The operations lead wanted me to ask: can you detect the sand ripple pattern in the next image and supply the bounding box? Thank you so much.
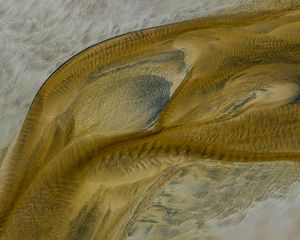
[0,9,300,240]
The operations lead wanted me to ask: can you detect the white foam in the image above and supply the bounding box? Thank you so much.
[1,0,298,163]
[208,182,300,240]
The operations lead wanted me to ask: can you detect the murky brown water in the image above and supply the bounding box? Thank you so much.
[0,9,299,240]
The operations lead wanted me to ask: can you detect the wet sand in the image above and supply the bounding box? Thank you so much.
[0,6,300,240]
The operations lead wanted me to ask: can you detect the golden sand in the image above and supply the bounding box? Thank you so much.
[0,9,299,239]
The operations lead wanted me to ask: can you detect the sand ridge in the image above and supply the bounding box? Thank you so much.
[0,9,299,240]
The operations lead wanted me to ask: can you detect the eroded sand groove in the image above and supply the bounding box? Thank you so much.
[0,9,299,240]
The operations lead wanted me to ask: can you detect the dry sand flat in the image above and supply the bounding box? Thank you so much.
[0,8,300,240]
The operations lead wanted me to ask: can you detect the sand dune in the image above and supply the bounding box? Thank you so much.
[0,6,300,240]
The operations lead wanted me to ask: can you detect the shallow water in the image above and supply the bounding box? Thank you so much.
[0,1,300,240]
